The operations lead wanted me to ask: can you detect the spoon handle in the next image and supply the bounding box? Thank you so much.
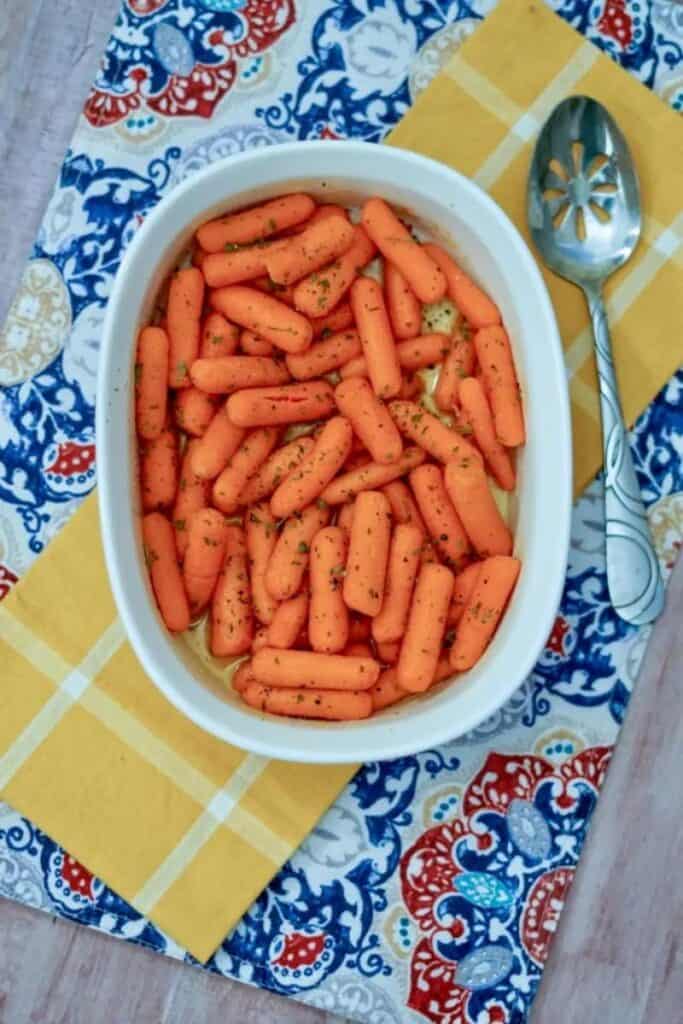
[584,285,664,625]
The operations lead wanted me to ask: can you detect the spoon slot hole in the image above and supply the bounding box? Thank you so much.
[542,188,566,202]
[588,200,611,224]
[586,154,609,180]
[552,201,571,230]
[575,206,586,241]
[571,141,584,175]
[592,182,618,194]
[548,158,569,182]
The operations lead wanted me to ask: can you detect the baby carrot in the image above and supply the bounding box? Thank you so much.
[448,562,482,626]
[190,355,290,395]
[265,501,331,601]
[388,401,481,465]
[336,500,355,541]
[243,682,372,721]
[410,464,470,570]
[370,667,408,711]
[196,194,315,252]
[474,325,525,447]
[200,312,239,358]
[311,301,354,338]
[241,436,315,504]
[167,268,204,388]
[172,440,209,559]
[251,648,380,690]
[397,563,454,693]
[459,376,515,490]
[371,523,422,643]
[293,225,376,318]
[286,329,361,380]
[434,329,476,411]
[174,387,216,437]
[265,215,355,286]
[320,446,426,504]
[339,332,451,380]
[213,427,279,514]
[348,615,372,642]
[240,329,273,356]
[226,380,335,428]
[334,377,403,465]
[350,277,402,399]
[246,502,279,626]
[268,592,309,649]
[382,480,427,536]
[444,460,512,557]
[183,508,229,616]
[252,627,270,654]
[250,276,297,306]
[309,526,349,653]
[135,326,168,441]
[202,241,283,288]
[211,286,313,353]
[399,375,423,401]
[449,556,520,671]
[423,243,500,328]
[376,640,401,664]
[190,403,245,480]
[270,416,353,519]
[142,513,190,633]
[384,262,422,339]
[232,659,256,695]
[211,524,253,657]
[141,428,178,511]
[343,490,392,616]
[346,641,374,658]
[287,203,348,234]
[361,198,446,303]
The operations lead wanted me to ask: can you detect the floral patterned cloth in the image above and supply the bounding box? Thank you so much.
[1,2,682,1022]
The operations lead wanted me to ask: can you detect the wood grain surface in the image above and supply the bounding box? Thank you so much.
[1,4,681,1023]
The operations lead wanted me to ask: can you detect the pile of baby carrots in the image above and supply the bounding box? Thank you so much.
[136,191,525,722]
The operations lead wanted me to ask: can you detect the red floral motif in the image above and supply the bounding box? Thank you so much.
[273,930,326,969]
[408,937,469,1023]
[546,615,570,655]
[60,855,95,900]
[127,0,169,13]
[0,564,18,601]
[598,0,633,48]
[320,125,342,140]
[521,867,574,966]
[44,442,96,479]
[149,64,237,119]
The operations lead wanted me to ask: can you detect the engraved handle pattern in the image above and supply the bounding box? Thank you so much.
[586,285,664,624]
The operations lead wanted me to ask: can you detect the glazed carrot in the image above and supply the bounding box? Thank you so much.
[350,277,402,399]
[167,268,204,388]
[376,640,401,664]
[459,376,515,490]
[448,562,482,626]
[434,329,476,412]
[348,615,371,642]
[240,329,273,356]
[245,501,279,626]
[399,375,423,401]
[473,325,525,447]
[142,513,190,633]
[243,682,372,721]
[343,490,392,616]
[135,326,168,440]
[339,332,451,380]
[444,460,512,557]
[384,262,422,339]
[345,641,373,658]
[312,301,354,338]
[241,436,315,505]
[183,508,229,616]
[200,312,239,358]
[286,329,361,380]
[226,380,335,428]
[213,427,279,514]
[250,276,297,306]
[252,627,270,654]
[211,524,253,656]
[211,286,313,354]
[190,403,245,480]
[265,501,330,601]
[433,655,453,685]
[369,667,407,711]
[172,440,209,558]
[190,355,289,395]
[288,204,348,234]
[449,556,520,670]
[265,216,355,286]
[174,387,216,437]
[361,198,446,303]
[232,659,256,694]
[321,446,426,504]
[293,225,376,317]
[268,592,309,649]
[202,241,283,288]
[270,416,353,519]
[388,401,481,465]
[423,243,500,328]
[309,526,349,653]
[196,194,315,252]
[334,377,403,465]
[336,501,355,541]
[251,648,380,690]
[397,563,454,692]
[371,523,422,643]
[192,243,208,270]
[141,428,178,511]
[410,464,470,570]
[382,480,427,536]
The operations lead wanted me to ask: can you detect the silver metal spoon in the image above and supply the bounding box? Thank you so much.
[527,95,664,626]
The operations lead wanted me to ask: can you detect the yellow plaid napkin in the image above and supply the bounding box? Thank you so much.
[1,0,682,963]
